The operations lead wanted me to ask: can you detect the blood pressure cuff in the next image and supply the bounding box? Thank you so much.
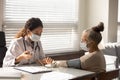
[67,58,81,69]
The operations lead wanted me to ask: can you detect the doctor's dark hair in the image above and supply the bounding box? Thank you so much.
[15,17,43,38]
[85,22,104,45]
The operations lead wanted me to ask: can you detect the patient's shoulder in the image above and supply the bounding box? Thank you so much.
[81,51,103,60]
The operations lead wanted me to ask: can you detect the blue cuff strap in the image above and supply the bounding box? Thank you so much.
[67,58,81,69]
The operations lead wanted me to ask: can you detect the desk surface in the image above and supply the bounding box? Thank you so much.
[0,66,95,80]
[0,55,117,80]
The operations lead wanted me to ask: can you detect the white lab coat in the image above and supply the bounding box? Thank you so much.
[3,37,45,67]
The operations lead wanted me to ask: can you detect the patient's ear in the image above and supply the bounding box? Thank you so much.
[92,41,98,46]
[92,41,95,44]
[87,41,95,47]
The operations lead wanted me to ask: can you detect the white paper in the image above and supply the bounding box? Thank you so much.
[40,72,74,80]
[14,66,52,74]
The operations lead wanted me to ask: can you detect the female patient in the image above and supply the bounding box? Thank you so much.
[42,22,106,73]
[3,17,50,67]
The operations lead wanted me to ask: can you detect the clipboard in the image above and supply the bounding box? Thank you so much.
[14,66,52,74]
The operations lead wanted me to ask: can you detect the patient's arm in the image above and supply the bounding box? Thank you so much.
[54,58,81,69]
[66,58,81,69]
[37,57,81,69]
[55,60,68,67]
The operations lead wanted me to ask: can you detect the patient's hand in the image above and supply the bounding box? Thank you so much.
[37,57,54,65]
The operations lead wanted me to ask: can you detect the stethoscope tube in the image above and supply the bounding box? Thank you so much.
[23,37,40,51]
[22,37,40,63]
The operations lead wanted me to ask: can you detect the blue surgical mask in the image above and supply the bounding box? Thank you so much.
[80,42,89,51]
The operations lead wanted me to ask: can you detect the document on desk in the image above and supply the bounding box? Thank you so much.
[14,66,52,74]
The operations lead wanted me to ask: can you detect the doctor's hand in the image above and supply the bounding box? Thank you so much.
[15,51,32,64]
[20,51,32,60]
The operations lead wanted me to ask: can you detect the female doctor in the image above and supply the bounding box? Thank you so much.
[3,17,51,67]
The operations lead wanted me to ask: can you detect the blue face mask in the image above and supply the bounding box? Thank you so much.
[80,42,89,51]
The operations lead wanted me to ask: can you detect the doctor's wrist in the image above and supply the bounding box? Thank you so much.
[15,55,23,64]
